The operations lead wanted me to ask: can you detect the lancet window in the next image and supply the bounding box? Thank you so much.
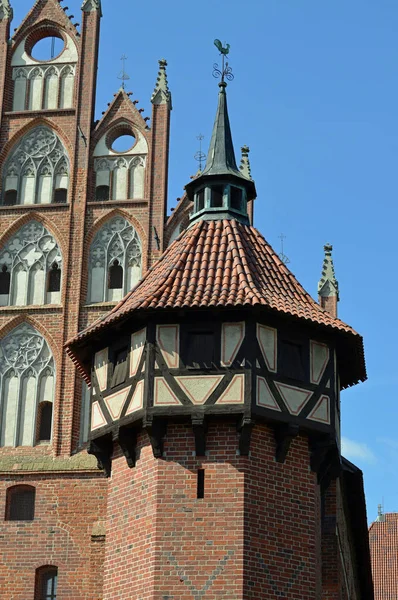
[12,64,75,112]
[0,220,62,307]
[2,127,70,206]
[88,216,142,303]
[94,156,145,202]
[0,324,55,447]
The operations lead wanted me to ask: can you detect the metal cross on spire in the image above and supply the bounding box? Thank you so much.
[278,233,290,265]
[213,39,234,83]
[118,54,130,89]
[194,134,206,171]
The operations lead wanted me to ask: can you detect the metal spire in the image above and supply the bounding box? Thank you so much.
[118,55,130,90]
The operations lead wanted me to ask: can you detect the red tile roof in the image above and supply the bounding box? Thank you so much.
[369,513,398,599]
[67,219,366,387]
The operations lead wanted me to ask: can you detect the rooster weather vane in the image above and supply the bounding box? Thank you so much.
[213,39,234,83]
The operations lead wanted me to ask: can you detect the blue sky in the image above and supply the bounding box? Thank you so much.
[15,0,398,521]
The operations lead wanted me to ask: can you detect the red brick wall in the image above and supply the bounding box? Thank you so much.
[0,473,107,600]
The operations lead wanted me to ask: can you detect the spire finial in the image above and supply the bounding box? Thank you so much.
[81,0,102,15]
[117,54,130,90]
[278,234,290,265]
[239,145,253,180]
[213,40,234,84]
[0,0,12,20]
[151,59,172,107]
[194,134,206,172]
[318,243,339,316]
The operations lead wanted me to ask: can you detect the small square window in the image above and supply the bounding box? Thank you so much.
[196,189,205,211]
[6,485,35,521]
[210,185,224,208]
[230,186,243,211]
[185,331,215,369]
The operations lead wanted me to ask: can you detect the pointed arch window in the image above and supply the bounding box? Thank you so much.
[0,220,62,307]
[2,127,70,205]
[93,156,146,202]
[88,216,142,303]
[0,324,55,447]
[12,64,75,113]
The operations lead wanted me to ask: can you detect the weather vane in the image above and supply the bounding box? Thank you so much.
[213,39,234,83]
[118,54,130,89]
[278,233,290,265]
[194,134,206,171]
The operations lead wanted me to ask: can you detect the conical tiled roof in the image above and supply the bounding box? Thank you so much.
[67,219,365,388]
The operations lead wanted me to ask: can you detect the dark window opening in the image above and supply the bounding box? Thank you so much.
[35,566,58,600]
[5,485,35,521]
[4,189,17,206]
[210,185,224,208]
[47,263,61,293]
[96,185,110,202]
[0,264,10,295]
[230,186,243,211]
[196,188,205,212]
[37,402,52,442]
[185,331,215,369]
[111,346,128,388]
[197,469,205,499]
[53,189,67,204]
[108,260,123,289]
[279,339,306,381]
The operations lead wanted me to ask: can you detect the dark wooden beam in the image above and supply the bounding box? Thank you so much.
[309,435,340,487]
[87,435,113,477]
[237,416,254,456]
[118,426,138,468]
[274,423,299,463]
[144,417,167,458]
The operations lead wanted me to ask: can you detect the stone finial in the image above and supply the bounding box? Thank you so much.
[239,145,252,179]
[318,244,339,316]
[0,0,12,21]
[151,59,172,107]
[81,0,102,15]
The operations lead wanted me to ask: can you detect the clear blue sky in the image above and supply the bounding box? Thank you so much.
[15,0,398,521]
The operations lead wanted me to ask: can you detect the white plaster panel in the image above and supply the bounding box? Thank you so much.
[175,375,224,405]
[94,348,108,391]
[0,294,9,306]
[105,387,130,420]
[19,374,36,446]
[126,380,144,415]
[221,322,245,366]
[55,173,68,190]
[21,175,35,204]
[1,374,19,446]
[12,32,78,66]
[28,266,45,305]
[44,74,58,109]
[46,290,60,304]
[257,324,277,372]
[94,130,148,157]
[275,382,313,416]
[130,163,144,198]
[216,374,244,404]
[112,165,127,200]
[127,265,141,290]
[156,324,179,369]
[13,267,28,305]
[90,266,105,303]
[130,328,146,377]
[38,372,54,404]
[154,377,181,406]
[91,401,107,430]
[60,73,74,108]
[96,169,110,186]
[310,341,330,384]
[256,377,281,411]
[5,175,18,191]
[308,395,330,424]
[38,175,52,204]
[13,77,26,110]
[107,286,123,302]
[28,74,43,111]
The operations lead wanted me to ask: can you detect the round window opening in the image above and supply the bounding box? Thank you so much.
[30,35,65,62]
[111,134,136,153]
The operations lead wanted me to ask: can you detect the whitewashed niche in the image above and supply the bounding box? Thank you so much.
[0,220,62,307]
[12,64,76,112]
[80,381,91,446]
[94,156,145,202]
[88,216,142,303]
[2,126,69,206]
[0,324,55,447]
